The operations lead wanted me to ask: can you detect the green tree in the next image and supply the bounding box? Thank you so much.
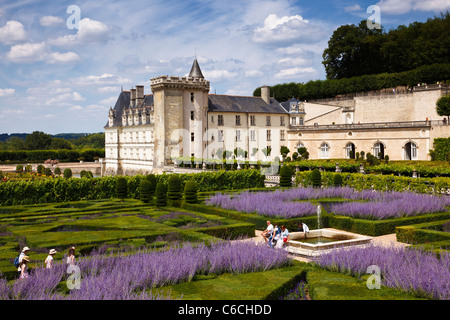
[155,182,168,207]
[50,138,74,150]
[25,131,52,150]
[184,181,198,204]
[279,165,293,188]
[280,146,290,160]
[437,95,450,122]
[139,179,153,203]
[63,168,72,179]
[167,174,182,201]
[116,177,128,200]
[310,169,322,188]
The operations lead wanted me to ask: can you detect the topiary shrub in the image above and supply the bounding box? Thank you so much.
[155,182,168,207]
[116,177,128,200]
[184,181,198,204]
[333,173,343,187]
[63,168,72,179]
[44,168,53,176]
[54,167,61,176]
[310,168,321,188]
[167,174,182,200]
[139,179,153,203]
[279,165,293,187]
[80,170,87,178]
[37,165,45,174]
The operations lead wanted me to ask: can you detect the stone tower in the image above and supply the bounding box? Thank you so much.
[150,59,210,168]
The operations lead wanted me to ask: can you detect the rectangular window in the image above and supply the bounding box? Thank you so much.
[236,115,241,126]
[191,92,194,102]
[218,130,224,142]
[235,130,241,142]
[211,115,214,123]
[191,111,194,121]
[250,115,256,126]
[266,116,271,126]
[280,130,286,141]
[291,117,296,126]
[280,116,285,126]
[266,130,271,141]
[299,117,304,126]
[218,115,224,126]
[250,130,256,141]
[191,132,194,142]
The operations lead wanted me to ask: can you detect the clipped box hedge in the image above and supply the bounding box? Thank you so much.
[396,220,450,244]
[0,170,265,206]
[329,212,450,237]
[295,171,450,194]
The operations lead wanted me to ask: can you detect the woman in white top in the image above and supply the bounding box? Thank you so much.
[66,247,76,265]
[45,249,57,269]
[19,256,30,279]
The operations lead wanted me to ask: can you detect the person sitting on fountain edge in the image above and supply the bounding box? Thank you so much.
[262,221,274,244]
[298,221,310,238]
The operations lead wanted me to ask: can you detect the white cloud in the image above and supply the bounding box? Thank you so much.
[245,69,264,78]
[39,16,64,27]
[47,51,81,64]
[275,67,316,79]
[0,88,15,97]
[45,91,84,106]
[7,41,80,64]
[344,4,363,12]
[69,105,83,111]
[252,13,328,46]
[203,69,239,81]
[48,18,110,47]
[98,86,121,93]
[72,74,132,87]
[278,57,309,66]
[376,0,450,15]
[99,96,118,105]
[7,42,48,63]
[0,20,27,44]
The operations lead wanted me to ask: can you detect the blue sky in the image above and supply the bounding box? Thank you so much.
[0,0,449,134]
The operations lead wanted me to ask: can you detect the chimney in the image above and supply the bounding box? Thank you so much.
[136,85,144,107]
[130,88,136,107]
[261,86,270,104]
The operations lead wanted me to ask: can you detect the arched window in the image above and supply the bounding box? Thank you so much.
[296,142,304,149]
[320,143,330,159]
[345,143,355,159]
[373,142,385,159]
[404,142,418,160]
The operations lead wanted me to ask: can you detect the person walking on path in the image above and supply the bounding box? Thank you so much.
[19,247,30,264]
[45,249,57,269]
[66,247,76,265]
[18,256,30,279]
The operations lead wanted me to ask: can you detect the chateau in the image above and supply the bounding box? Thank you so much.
[103,59,450,176]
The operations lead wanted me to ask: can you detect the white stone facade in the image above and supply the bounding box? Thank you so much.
[103,60,450,176]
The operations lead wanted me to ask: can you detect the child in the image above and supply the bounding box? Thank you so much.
[19,256,30,279]
[45,249,57,269]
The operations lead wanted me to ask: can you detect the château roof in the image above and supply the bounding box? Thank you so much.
[208,94,287,114]
[189,59,204,79]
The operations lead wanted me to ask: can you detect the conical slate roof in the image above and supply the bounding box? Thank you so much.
[189,59,204,78]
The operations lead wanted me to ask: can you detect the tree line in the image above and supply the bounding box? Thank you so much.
[0,131,105,151]
[254,13,450,102]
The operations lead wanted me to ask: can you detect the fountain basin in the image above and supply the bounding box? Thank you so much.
[286,229,373,258]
